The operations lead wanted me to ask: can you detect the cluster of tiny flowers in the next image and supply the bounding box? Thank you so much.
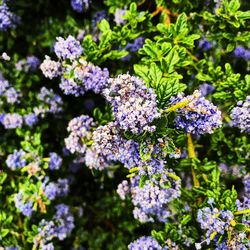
[233,46,250,60]
[43,178,70,200]
[128,236,165,250]
[14,192,34,217]
[114,8,127,25]
[0,3,20,31]
[91,122,166,174]
[199,83,215,96]
[91,10,108,27]
[0,113,23,129]
[197,207,233,243]
[197,38,213,51]
[230,96,250,133]
[74,59,109,94]
[92,122,142,168]
[122,37,145,61]
[60,59,109,96]
[104,74,160,134]
[117,180,130,200]
[34,204,74,249]
[35,87,63,115]
[24,113,38,126]
[243,174,250,197]
[71,0,89,13]
[54,35,83,60]
[130,171,181,223]
[48,152,62,170]
[6,150,27,170]
[195,200,250,250]
[0,77,20,104]
[65,115,96,154]
[26,56,41,71]
[40,56,61,79]
[169,90,222,135]
[16,56,40,72]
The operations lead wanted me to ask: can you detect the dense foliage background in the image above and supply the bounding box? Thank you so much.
[0,0,249,249]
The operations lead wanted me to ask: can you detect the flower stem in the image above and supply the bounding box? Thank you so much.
[187,133,200,187]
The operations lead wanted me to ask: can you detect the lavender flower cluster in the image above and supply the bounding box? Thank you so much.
[230,96,250,133]
[54,35,83,60]
[43,178,69,200]
[0,3,20,31]
[196,199,250,249]
[65,115,96,154]
[34,204,74,249]
[104,74,160,134]
[117,171,181,223]
[233,46,250,60]
[16,56,40,72]
[128,236,165,250]
[71,0,89,13]
[169,90,222,135]
[0,77,20,104]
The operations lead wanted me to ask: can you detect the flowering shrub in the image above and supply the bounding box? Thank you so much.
[0,0,250,249]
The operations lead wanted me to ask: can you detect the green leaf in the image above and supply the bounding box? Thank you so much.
[228,0,240,14]
[139,176,148,188]
[175,13,188,35]
[234,223,247,232]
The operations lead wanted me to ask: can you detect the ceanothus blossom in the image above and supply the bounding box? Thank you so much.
[230,96,250,133]
[1,113,23,129]
[40,56,61,79]
[0,4,20,31]
[54,35,83,60]
[104,74,160,134]
[169,90,222,135]
[128,236,166,250]
[6,149,27,170]
[65,115,96,154]
[71,0,89,13]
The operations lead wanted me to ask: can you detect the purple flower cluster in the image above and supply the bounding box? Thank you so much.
[34,204,74,249]
[60,60,109,96]
[74,59,109,93]
[24,113,38,126]
[59,77,85,96]
[14,192,33,217]
[0,77,20,104]
[26,56,41,71]
[91,122,166,174]
[122,37,145,61]
[43,178,69,200]
[104,74,160,134]
[125,37,145,53]
[128,236,165,250]
[71,0,89,13]
[129,171,181,223]
[198,38,213,51]
[6,150,27,170]
[0,4,20,31]
[199,83,215,96]
[0,113,23,129]
[230,96,250,133]
[65,115,96,154]
[48,152,62,170]
[35,87,63,115]
[169,90,222,135]
[92,10,109,27]
[233,46,250,60]
[117,180,130,200]
[40,56,61,79]
[54,35,83,60]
